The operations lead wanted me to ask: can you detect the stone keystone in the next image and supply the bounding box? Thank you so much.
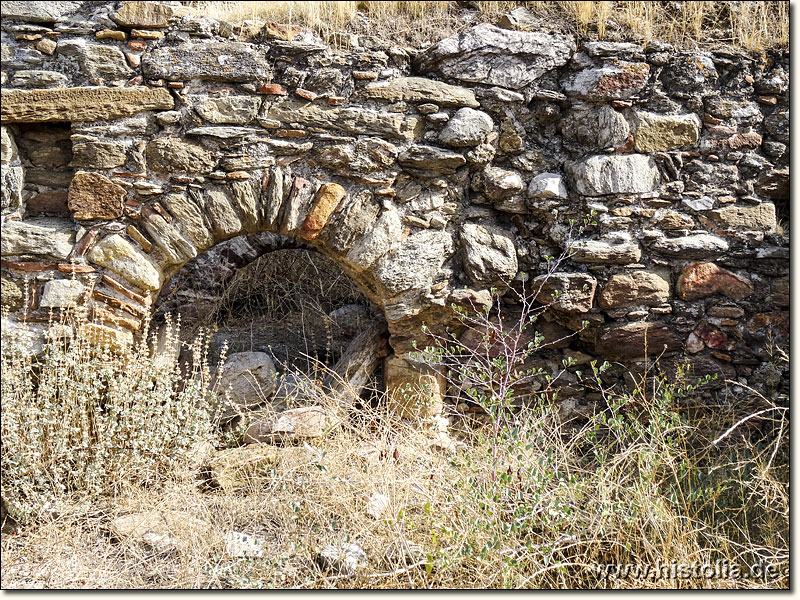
[68,172,126,220]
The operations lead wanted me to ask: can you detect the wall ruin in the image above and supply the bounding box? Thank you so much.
[0,1,789,414]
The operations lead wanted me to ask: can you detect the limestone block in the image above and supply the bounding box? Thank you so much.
[39,279,85,308]
[532,272,597,313]
[598,271,670,309]
[142,41,270,82]
[562,62,650,100]
[385,355,445,418]
[566,154,661,196]
[708,204,776,231]
[87,234,163,291]
[363,76,479,107]
[67,171,126,220]
[0,87,174,123]
[1,218,75,259]
[215,351,277,420]
[629,110,701,152]
[111,1,174,27]
[461,223,518,286]
[438,107,493,147]
[146,138,216,174]
[194,96,262,125]
[678,263,754,301]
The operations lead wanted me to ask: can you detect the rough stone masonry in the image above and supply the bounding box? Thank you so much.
[0,1,789,416]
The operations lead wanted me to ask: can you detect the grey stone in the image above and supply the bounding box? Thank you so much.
[264,99,421,141]
[571,238,642,265]
[1,217,75,259]
[560,103,630,152]
[528,173,567,199]
[161,192,214,249]
[316,543,367,576]
[146,138,216,174]
[1,127,18,163]
[650,233,729,258]
[374,229,454,295]
[1,163,24,213]
[482,166,524,200]
[143,213,198,265]
[312,137,399,176]
[194,95,262,125]
[39,279,85,309]
[70,140,127,169]
[204,188,242,239]
[58,40,133,81]
[216,351,276,419]
[362,76,479,107]
[567,154,661,196]
[143,42,270,82]
[11,70,69,88]
[346,207,402,270]
[398,145,466,174]
[598,271,670,309]
[0,1,83,22]
[532,272,597,313]
[461,223,518,286]
[416,23,574,89]
[438,107,493,148]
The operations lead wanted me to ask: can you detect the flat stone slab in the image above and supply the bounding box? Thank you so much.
[1,87,174,123]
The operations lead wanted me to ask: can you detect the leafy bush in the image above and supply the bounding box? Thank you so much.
[1,314,220,523]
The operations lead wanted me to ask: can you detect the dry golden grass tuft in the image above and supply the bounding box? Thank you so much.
[181,1,788,50]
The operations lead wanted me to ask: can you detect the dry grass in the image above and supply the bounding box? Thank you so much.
[1,330,789,588]
[181,0,788,50]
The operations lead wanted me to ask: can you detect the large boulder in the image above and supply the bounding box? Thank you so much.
[216,352,277,419]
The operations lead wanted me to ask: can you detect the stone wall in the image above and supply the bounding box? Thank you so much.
[0,1,789,409]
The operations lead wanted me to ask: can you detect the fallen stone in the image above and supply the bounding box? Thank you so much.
[532,272,597,313]
[598,271,670,308]
[677,262,753,301]
[566,154,661,196]
[1,218,75,259]
[107,510,208,552]
[461,223,518,286]
[204,445,319,491]
[416,24,574,89]
[216,351,277,420]
[0,87,174,123]
[362,76,479,107]
[438,107,493,148]
[243,406,334,443]
[316,543,368,576]
[629,110,701,152]
[87,234,163,290]
[67,172,126,220]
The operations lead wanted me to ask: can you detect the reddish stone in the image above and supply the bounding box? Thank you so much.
[747,312,789,339]
[703,113,723,125]
[126,224,152,252]
[678,262,753,301]
[127,75,144,85]
[300,183,347,240]
[757,96,778,106]
[694,321,735,352]
[151,202,172,222]
[226,171,250,180]
[327,96,346,106]
[353,71,378,80]
[74,229,100,256]
[595,322,682,361]
[167,81,184,88]
[725,132,762,151]
[612,100,632,108]
[58,263,95,274]
[276,129,307,138]
[16,33,42,41]
[0,260,57,272]
[128,40,147,52]
[262,22,302,41]
[93,290,147,317]
[68,172,126,220]
[259,83,287,95]
[125,51,141,68]
[295,88,317,101]
[685,331,704,354]
[35,38,57,55]
[130,29,163,39]
[92,305,142,332]
[26,191,69,216]
[101,274,149,305]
